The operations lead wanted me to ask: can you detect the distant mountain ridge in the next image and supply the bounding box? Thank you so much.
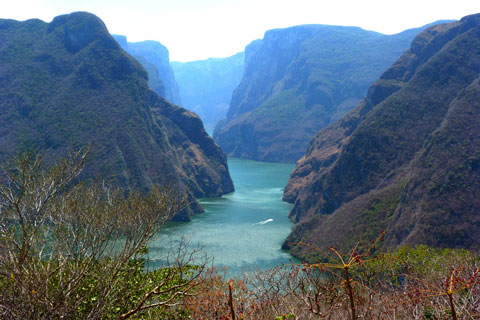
[113,35,182,105]
[213,22,450,163]
[171,52,244,132]
[0,12,233,220]
[282,14,480,259]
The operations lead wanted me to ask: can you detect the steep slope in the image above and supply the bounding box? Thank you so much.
[0,12,233,220]
[283,14,480,259]
[171,52,244,132]
[113,35,182,105]
[213,23,446,163]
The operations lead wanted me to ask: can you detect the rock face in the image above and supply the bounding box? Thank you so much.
[283,15,480,259]
[171,52,244,132]
[213,23,446,163]
[113,35,182,105]
[0,12,233,220]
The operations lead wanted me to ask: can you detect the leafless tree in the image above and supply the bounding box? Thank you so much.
[0,150,203,319]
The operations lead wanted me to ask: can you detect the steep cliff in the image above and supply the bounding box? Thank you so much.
[113,35,182,105]
[214,23,446,163]
[0,12,233,220]
[283,15,480,259]
[171,52,244,132]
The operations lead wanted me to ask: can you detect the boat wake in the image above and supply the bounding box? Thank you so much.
[254,218,274,225]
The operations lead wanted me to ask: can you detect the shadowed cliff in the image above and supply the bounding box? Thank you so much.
[0,12,233,220]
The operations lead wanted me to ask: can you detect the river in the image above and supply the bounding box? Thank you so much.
[147,157,297,276]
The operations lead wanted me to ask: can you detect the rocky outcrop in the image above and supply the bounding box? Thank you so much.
[282,15,480,259]
[149,92,234,198]
[171,52,244,131]
[214,23,447,163]
[0,12,233,220]
[113,35,182,105]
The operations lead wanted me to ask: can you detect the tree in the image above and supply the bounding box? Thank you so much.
[0,150,203,319]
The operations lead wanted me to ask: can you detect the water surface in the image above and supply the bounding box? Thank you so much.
[148,158,297,275]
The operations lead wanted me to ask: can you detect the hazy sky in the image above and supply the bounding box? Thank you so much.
[2,0,480,62]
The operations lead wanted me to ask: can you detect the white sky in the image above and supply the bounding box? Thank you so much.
[1,0,480,62]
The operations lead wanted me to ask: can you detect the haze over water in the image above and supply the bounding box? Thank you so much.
[148,158,297,275]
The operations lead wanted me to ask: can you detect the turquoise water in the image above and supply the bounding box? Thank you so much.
[148,158,297,275]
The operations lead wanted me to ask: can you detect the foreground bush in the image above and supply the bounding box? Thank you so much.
[0,151,204,319]
[183,244,480,319]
